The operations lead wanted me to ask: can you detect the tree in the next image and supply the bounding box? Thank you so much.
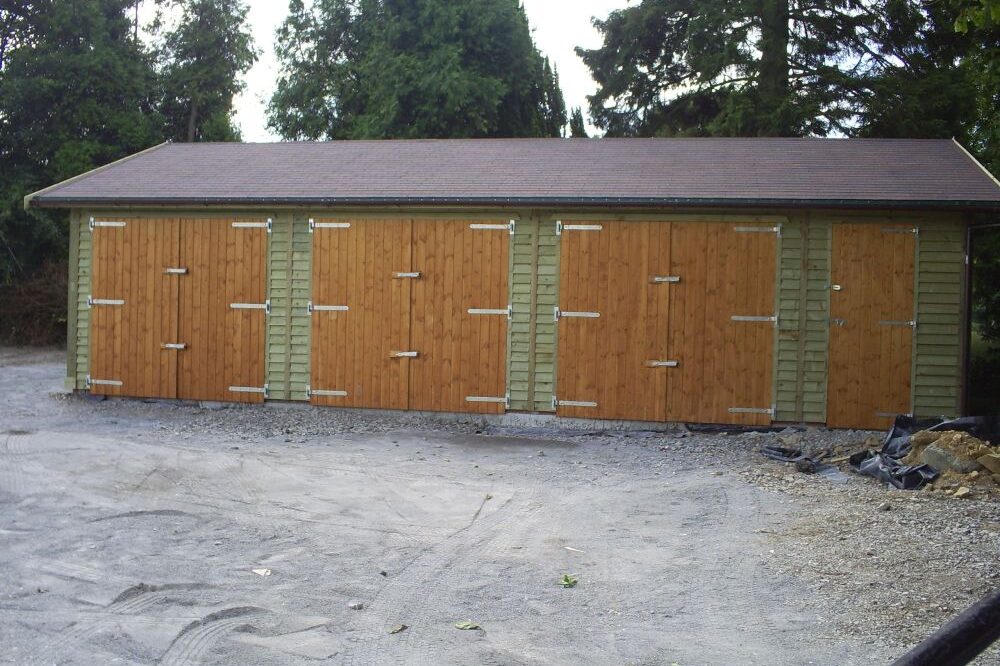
[269,0,566,140]
[569,107,588,138]
[154,0,256,142]
[0,0,161,283]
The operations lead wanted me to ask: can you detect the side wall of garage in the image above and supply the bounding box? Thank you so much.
[65,208,968,424]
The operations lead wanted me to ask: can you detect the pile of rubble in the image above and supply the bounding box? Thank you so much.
[902,430,1000,498]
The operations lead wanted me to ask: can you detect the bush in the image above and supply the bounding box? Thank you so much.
[0,261,68,346]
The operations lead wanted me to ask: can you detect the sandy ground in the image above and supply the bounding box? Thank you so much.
[0,348,997,665]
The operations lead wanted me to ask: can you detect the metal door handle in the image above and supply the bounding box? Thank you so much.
[161,343,187,350]
[390,351,419,358]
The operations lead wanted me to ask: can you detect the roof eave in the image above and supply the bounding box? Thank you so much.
[27,195,1000,212]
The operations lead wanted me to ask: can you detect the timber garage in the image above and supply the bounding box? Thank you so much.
[26,138,1000,430]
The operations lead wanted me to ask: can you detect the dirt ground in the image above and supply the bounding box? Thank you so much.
[1,348,998,665]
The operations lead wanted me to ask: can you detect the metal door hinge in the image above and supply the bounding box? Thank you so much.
[646,360,680,368]
[164,267,188,275]
[466,395,510,408]
[830,317,846,327]
[89,218,126,231]
[554,307,600,321]
[878,319,917,328]
[470,220,516,235]
[230,300,270,315]
[392,271,421,279]
[390,351,419,358]
[87,296,125,307]
[306,385,348,398]
[731,314,778,326]
[734,225,781,236]
[85,375,122,388]
[553,396,598,409]
[160,343,187,350]
[556,221,603,235]
[650,275,681,284]
[468,305,512,319]
[728,406,775,416]
[881,226,918,235]
[307,301,349,314]
[309,219,351,232]
[232,219,272,233]
[830,284,842,291]
[228,383,268,397]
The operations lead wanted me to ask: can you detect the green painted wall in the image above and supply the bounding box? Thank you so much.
[774,216,831,423]
[65,206,968,424]
[913,219,966,418]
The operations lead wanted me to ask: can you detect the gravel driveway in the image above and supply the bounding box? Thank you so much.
[0,348,997,665]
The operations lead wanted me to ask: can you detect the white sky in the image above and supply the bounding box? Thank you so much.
[142,0,630,141]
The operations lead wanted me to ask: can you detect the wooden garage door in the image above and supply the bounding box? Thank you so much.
[89,216,268,402]
[410,220,510,414]
[309,218,510,413]
[666,223,777,426]
[89,217,179,398]
[828,223,915,429]
[177,218,269,403]
[309,218,412,410]
[555,222,671,421]
[555,220,777,425]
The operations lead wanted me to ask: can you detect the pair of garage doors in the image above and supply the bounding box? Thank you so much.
[88,217,268,402]
[555,221,779,425]
[308,219,510,414]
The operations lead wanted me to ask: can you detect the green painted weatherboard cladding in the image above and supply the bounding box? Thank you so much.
[913,218,966,418]
[72,211,92,390]
[775,216,832,423]
[533,217,560,412]
[507,216,536,411]
[265,213,293,400]
[288,215,313,401]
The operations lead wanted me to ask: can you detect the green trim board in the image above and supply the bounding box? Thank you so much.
[65,206,969,426]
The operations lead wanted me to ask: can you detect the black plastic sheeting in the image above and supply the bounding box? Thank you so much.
[849,415,1000,490]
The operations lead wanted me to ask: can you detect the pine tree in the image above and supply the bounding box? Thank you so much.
[154,0,256,142]
[0,0,161,283]
[269,0,566,140]
[569,108,588,138]
[576,0,871,137]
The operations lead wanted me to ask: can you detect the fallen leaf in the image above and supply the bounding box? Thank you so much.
[389,624,408,635]
[454,621,481,630]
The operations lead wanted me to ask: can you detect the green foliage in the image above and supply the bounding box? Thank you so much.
[269,0,566,139]
[0,0,162,285]
[569,107,588,138]
[154,0,257,142]
[576,0,868,137]
[954,0,1000,31]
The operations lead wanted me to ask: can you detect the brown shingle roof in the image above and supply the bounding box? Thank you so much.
[26,137,1000,210]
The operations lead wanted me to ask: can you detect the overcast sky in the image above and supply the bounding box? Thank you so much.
[143,0,630,141]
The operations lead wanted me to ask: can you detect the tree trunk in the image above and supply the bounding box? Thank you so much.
[757,0,791,136]
[186,97,198,142]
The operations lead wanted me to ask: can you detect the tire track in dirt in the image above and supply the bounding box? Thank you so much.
[159,606,264,666]
[22,583,199,666]
[340,492,549,666]
[0,434,26,497]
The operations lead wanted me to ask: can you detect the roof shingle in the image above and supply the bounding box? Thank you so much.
[27,137,1000,209]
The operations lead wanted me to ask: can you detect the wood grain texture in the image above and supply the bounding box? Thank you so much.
[409,220,509,414]
[828,223,915,429]
[89,217,179,398]
[555,222,671,421]
[310,218,412,410]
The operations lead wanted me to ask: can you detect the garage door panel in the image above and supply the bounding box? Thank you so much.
[178,218,268,403]
[665,223,776,426]
[556,222,670,421]
[828,224,914,429]
[90,217,179,399]
[310,219,411,410]
[410,220,509,414]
